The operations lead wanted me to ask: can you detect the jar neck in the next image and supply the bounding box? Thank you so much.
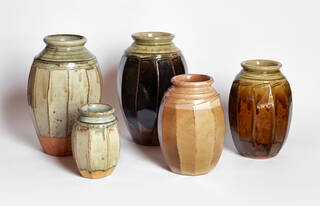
[37,34,95,62]
[241,59,281,73]
[78,104,116,124]
[167,74,218,101]
[126,32,180,55]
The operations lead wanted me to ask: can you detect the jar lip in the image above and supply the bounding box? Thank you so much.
[78,103,114,117]
[241,59,282,71]
[172,74,214,87]
[132,32,174,45]
[44,34,87,47]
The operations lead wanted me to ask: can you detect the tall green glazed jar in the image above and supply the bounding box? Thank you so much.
[27,34,102,156]
[118,32,187,146]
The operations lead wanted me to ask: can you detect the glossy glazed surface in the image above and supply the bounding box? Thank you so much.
[118,32,187,146]
[27,34,102,156]
[158,74,225,175]
[229,60,292,158]
[72,104,120,179]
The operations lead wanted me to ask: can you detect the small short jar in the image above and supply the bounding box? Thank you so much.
[71,103,120,179]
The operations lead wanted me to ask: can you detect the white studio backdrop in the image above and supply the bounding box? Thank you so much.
[0,0,319,205]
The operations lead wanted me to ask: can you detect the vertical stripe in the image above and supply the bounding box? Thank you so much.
[48,70,68,138]
[85,69,90,104]
[106,127,110,168]
[269,86,276,156]
[66,70,70,136]
[47,71,51,137]
[155,59,160,110]
[87,130,91,172]
[161,104,180,172]
[252,84,275,155]
[170,58,176,76]
[68,69,89,136]
[176,106,196,173]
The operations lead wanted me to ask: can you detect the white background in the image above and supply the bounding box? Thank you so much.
[0,0,319,205]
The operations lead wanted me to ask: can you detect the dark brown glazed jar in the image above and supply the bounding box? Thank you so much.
[229,60,292,159]
[118,32,187,146]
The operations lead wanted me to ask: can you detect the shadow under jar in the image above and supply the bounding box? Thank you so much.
[229,60,292,159]
[27,34,102,156]
[158,74,225,175]
[118,32,187,146]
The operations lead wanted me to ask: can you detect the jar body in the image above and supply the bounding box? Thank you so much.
[229,62,292,158]
[158,75,225,175]
[27,35,102,156]
[118,32,187,146]
[72,120,120,179]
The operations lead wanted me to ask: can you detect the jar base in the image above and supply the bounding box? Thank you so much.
[239,153,276,159]
[133,139,160,146]
[38,135,72,156]
[79,167,116,179]
[169,167,211,176]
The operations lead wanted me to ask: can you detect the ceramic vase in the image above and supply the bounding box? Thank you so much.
[118,32,187,146]
[158,74,225,175]
[229,60,292,159]
[72,104,120,179]
[27,34,102,156]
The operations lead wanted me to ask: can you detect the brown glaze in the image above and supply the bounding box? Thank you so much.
[38,135,72,156]
[229,60,292,159]
[158,74,225,175]
[118,32,187,146]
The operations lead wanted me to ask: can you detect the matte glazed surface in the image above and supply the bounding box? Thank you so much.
[72,104,120,179]
[229,60,292,158]
[118,32,187,146]
[158,74,225,175]
[27,34,102,156]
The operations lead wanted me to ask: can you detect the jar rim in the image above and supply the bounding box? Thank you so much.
[44,34,87,47]
[132,32,174,45]
[171,74,214,87]
[241,59,282,72]
[78,103,114,117]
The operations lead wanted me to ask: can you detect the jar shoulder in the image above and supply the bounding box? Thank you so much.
[31,58,100,71]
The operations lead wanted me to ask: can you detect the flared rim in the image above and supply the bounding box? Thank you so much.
[44,34,87,47]
[171,74,214,87]
[241,59,282,72]
[132,32,174,45]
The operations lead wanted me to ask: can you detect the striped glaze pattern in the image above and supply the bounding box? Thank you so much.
[229,60,292,158]
[72,121,120,179]
[27,59,102,155]
[118,54,187,146]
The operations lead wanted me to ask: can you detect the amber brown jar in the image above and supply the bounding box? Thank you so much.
[158,74,225,175]
[229,60,292,159]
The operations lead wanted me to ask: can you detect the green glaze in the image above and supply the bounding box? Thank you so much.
[28,34,102,156]
[37,34,95,62]
[125,32,181,57]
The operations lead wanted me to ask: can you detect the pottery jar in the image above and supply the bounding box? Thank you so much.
[158,74,225,175]
[72,103,120,179]
[27,34,102,156]
[118,32,187,146]
[229,60,292,159]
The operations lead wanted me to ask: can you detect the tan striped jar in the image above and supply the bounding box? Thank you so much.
[27,34,102,156]
[72,104,120,179]
[158,74,225,175]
